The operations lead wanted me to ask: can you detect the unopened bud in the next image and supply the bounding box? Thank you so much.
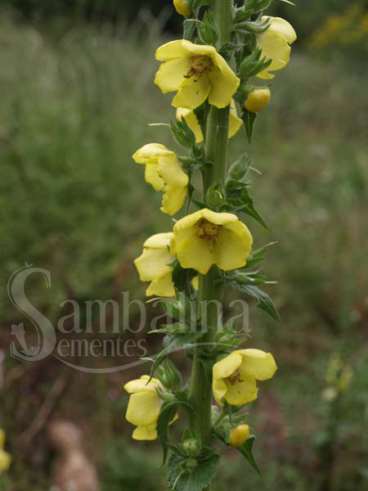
[229,424,250,448]
[244,88,271,113]
[182,437,201,457]
[206,185,224,209]
[174,0,191,17]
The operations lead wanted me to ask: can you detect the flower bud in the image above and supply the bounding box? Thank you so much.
[244,88,271,113]
[182,437,201,457]
[229,424,250,448]
[206,185,225,209]
[173,0,191,17]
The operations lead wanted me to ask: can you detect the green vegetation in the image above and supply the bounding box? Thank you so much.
[0,10,367,491]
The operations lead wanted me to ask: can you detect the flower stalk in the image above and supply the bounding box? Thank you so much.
[126,1,297,489]
[189,0,234,459]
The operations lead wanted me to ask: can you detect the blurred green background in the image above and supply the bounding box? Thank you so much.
[0,1,367,490]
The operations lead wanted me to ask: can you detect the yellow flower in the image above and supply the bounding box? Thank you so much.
[257,17,297,80]
[212,349,277,406]
[134,233,176,298]
[124,375,164,441]
[133,143,189,216]
[176,100,243,144]
[155,40,240,110]
[229,424,250,448]
[173,0,191,17]
[0,429,11,473]
[244,88,271,113]
[173,209,253,275]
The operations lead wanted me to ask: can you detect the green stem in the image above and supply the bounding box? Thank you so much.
[202,0,233,191]
[188,2,233,490]
[189,269,221,444]
[214,0,233,48]
[203,105,230,191]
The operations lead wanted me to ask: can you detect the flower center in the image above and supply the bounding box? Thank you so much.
[227,370,242,386]
[186,56,213,79]
[197,219,220,241]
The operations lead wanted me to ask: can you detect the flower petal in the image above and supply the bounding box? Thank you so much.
[202,209,239,226]
[126,391,161,427]
[229,101,243,138]
[208,59,240,108]
[134,246,173,282]
[172,75,211,110]
[175,231,215,274]
[133,143,172,165]
[177,108,204,144]
[157,154,188,215]
[124,375,161,394]
[212,377,228,405]
[225,377,258,406]
[257,70,275,80]
[144,164,164,191]
[263,16,297,44]
[257,30,291,75]
[238,349,278,381]
[147,272,176,297]
[159,155,189,189]
[132,424,158,441]
[162,185,188,216]
[144,233,174,249]
[155,39,193,61]
[213,352,242,380]
[215,222,253,271]
[173,209,205,232]
[154,58,190,93]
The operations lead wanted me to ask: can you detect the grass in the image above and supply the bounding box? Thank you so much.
[0,13,367,491]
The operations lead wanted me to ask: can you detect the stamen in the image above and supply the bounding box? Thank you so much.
[197,219,220,241]
[228,371,242,385]
[185,56,213,79]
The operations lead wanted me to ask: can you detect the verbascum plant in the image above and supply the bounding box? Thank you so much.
[124,1,296,489]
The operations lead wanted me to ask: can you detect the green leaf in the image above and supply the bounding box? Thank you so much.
[171,120,196,149]
[150,338,179,377]
[183,19,197,41]
[227,153,252,181]
[159,295,187,320]
[225,179,268,228]
[149,323,188,336]
[239,437,261,475]
[156,358,183,390]
[243,110,257,142]
[245,242,278,269]
[172,262,198,293]
[198,12,218,45]
[236,19,270,35]
[158,402,179,464]
[280,0,295,5]
[168,451,219,491]
[239,284,280,321]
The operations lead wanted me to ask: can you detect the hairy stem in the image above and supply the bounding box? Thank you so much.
[188,2,233,490]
